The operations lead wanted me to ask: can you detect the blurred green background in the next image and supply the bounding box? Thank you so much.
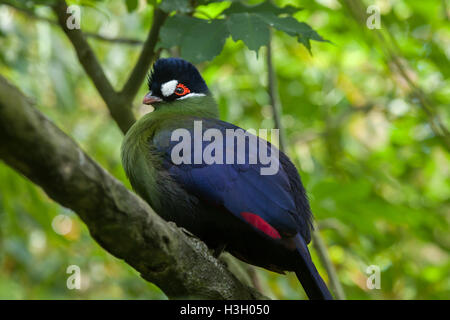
[0,0,449,299]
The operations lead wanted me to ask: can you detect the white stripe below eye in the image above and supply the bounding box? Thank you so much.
[177,93,206,100]
[161,80,178,97]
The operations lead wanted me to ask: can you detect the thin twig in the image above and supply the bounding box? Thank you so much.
[443,0,449,21]
[311,223,346,299]
[389,53,450,150]
[0,1,144,45]
[341,0,450,152]
[83,32,144,45]
[267,30,288,152]
[266,31,346,300]
[120,8,168,101]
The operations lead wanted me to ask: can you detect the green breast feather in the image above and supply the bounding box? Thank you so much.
[121,95,218,208]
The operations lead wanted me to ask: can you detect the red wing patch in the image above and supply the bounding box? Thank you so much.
[240,212,281,239]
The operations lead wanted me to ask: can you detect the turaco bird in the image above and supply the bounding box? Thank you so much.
[121,57,333,300]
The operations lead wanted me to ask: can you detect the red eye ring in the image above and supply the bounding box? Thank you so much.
[174,83,190,96]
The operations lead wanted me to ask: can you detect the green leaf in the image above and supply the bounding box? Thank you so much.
[159,16,230,63]
[159,15,193,48]
[125,0,138,12]
[180,20,229,63]
[160,0,191,13]
[220,1,326,53]
[259,14,328,52]
[223,0,302,16]
[226,13,270,53]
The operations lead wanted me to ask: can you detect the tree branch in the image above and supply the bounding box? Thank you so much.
[0,75,266,300]
[52,1,168,134]
[53,1,136,134]
[120,8,168,101]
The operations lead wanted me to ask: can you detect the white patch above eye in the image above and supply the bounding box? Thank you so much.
[177,93,206,100]
[161,80,178,97]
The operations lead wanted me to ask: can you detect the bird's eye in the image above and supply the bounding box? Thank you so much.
[174,83,190,96]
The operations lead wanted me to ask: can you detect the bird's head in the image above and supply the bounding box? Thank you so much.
[143,58,210,105]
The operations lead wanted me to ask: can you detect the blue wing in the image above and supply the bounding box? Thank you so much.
[152,117,313,242]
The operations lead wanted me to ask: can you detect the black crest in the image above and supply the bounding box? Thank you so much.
[147,58,209,100]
